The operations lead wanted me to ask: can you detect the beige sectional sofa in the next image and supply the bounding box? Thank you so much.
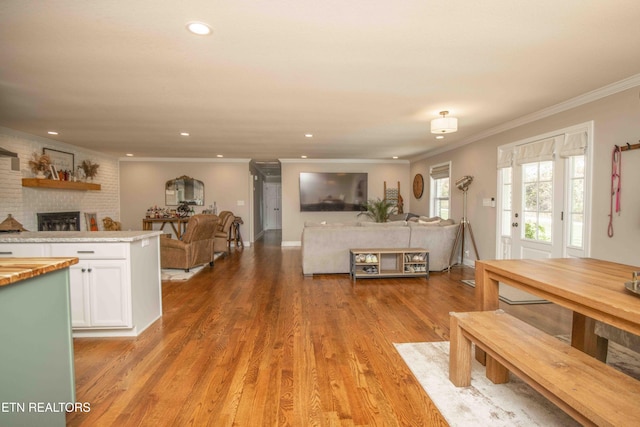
[301,219,458,275]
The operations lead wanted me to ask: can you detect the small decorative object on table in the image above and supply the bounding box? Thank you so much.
[28,152,51,179]
[102,217,122,231]
[80,160,100,181]
[84,212,99,231]
[0,214,27,232]
[625,271,640,296]
[177,202,191,218]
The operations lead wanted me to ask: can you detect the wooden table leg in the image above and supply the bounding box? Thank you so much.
[168,222,180,238]
[571,312,609,361]
[449,314,472,386]
[475,262,500,365]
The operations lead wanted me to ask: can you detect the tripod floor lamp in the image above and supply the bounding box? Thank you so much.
[449,175,480,268]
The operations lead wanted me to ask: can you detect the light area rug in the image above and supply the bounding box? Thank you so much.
[461,279,549,305]
[161,265,205,281]
[395,340,640,426]
[161,253,222,281]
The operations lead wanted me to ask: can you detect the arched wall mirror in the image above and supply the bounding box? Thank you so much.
[165,175,204,206]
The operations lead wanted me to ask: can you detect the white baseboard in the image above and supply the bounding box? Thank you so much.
[282,240,301,247]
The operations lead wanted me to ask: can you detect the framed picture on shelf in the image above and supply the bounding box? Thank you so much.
[49,165,59,180]
[43,148,74,172]
[84,212,99,231]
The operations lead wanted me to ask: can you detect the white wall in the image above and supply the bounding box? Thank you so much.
[0,127,120,231]
[411,86,640,266]
[119,159,252,241]
[280,159,410,244]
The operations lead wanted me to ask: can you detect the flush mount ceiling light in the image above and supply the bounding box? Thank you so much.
[430,110,458,134]
[186,21,212,35]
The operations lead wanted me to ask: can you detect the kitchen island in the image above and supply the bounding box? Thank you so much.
[0,231,163,337]
[0,257,77,427]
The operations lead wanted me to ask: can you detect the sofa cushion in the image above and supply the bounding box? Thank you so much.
[304,221,359,227]
[358,220,407,227]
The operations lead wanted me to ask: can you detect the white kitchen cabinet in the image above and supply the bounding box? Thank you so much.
[0,231,162,337]
[70,259,130,328]
[69,262,90,327]
[0,243,47,257]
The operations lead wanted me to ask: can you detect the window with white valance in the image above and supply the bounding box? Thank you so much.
[559,131,587,157]
[497,146,514,169]
[495,122,593,262]
[429,162,451,219]
[430,163,450,180]
[515,136,561,165]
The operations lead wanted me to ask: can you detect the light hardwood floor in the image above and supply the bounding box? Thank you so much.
[68,231,571,426]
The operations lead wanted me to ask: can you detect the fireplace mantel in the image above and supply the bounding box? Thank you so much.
[22,178,101,191]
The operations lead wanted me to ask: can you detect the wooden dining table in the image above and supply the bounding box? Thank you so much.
[475,258,640,361]
[142,217,189,239]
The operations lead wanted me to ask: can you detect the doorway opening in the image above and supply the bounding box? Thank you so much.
[251,160,282,244]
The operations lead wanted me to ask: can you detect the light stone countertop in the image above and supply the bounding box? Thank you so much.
[0,230,163,243]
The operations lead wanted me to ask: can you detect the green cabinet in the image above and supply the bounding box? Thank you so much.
[0,268,75,427]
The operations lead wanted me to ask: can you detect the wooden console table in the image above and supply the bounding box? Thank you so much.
[350,248,429,281]
[142,217,189,239]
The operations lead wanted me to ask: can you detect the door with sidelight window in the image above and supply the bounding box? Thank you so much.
[497,125,591,261]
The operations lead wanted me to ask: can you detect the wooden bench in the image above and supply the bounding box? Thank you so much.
[449,309,640,426]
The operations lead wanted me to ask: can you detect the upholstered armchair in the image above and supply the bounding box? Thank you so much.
[160,214,219,272]
[214,211,235,254]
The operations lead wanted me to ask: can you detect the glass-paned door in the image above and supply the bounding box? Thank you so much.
[497,125,591,261]
[510,159,564,259]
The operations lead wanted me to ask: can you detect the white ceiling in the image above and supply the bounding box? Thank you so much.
[2,1,640,162]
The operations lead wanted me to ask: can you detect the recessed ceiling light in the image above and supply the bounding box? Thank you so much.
[216,154,223,158]
[301,155,307,159]
[436,135,445,140]
[392,156,398,159]
[186,21,212,36]
[305,134,313,138]
[48,131,58,135]
[126,153,134,157]
[180,132,190,136]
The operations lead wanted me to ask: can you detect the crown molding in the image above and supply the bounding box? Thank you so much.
[119,157,251,163]
[279,158,409,164]
[412,73,640,162]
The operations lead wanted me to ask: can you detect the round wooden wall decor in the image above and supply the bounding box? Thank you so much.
[412,173,424,199]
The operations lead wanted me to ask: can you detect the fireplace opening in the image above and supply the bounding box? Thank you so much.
[37,211,81,231]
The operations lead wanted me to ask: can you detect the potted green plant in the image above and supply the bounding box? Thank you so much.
[28,152,51,178]
[358,198,397,223]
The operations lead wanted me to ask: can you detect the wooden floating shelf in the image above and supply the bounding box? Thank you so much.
[22,178,101,191]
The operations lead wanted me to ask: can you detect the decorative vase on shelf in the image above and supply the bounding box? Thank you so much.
[80,160,99,182]
[28,152,51,179]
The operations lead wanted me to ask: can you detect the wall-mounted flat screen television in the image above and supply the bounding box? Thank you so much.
[299,172,367,212]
